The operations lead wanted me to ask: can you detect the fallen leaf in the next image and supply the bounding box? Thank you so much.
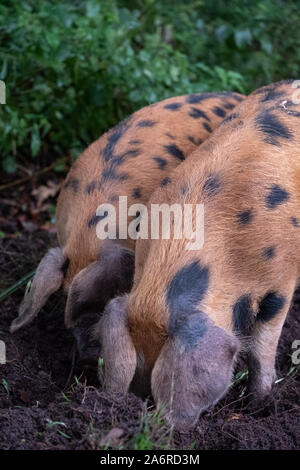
[32,181,61,208]
[227,413,243,421]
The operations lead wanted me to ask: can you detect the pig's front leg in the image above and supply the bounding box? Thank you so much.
[247,285,294,397]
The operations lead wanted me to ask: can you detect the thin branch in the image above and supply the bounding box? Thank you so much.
[0,156,69,192]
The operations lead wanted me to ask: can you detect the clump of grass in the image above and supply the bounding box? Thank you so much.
[60,391,70,403]
[231,368,249,387]
[0,271,35,303]
[45,419,71,440]
[129,403,174,451]
[97,357,105,385]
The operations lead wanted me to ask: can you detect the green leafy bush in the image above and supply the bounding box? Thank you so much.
[1,0,299,173]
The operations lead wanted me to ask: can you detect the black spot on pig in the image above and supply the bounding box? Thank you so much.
[181,183,189,195]
[103,117,131,162]
[167,261,210,348]
[161,177,171,187]
[132,188,141,199]
[212,106,226,118]
[231,94,244,102]
[85,181,97,195]
[222,113,238,124]
[257,292,286,322]
[101,167,129,182]
[266,184,290,209]
[189,107,210,120]
[291,216,300,227]
[137,120,156,127]
[164,102,182,110]
[123,149,141,159]
[202,122,212,133]
[233,294,254,336]
[203,173,221,197]
[111,149,141,168]
[166,133,175,140]
[88,211,108,228]
[223,102,235,110]
[186,94,206,104]
[109,194,119,203]
[263,246,275,260]
[164,144,185,161]
[186,92,237,105]
[237,209,253,225]
[260,89,286,103]
[253,86,274,96]
[255,110,292,146]
[153,157,167,170]
[188,136,203,145]
[64,178,80,193]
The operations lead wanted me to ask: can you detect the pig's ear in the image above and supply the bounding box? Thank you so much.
[94,295,137,392]
[151,318,239,429]
[10,248,66,333]
[64,242,135,328]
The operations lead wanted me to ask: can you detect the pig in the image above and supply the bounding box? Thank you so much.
[10,92,244,359]
[96,79,300,427]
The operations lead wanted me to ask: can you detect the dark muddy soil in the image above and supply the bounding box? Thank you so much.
[0,231,299,450]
